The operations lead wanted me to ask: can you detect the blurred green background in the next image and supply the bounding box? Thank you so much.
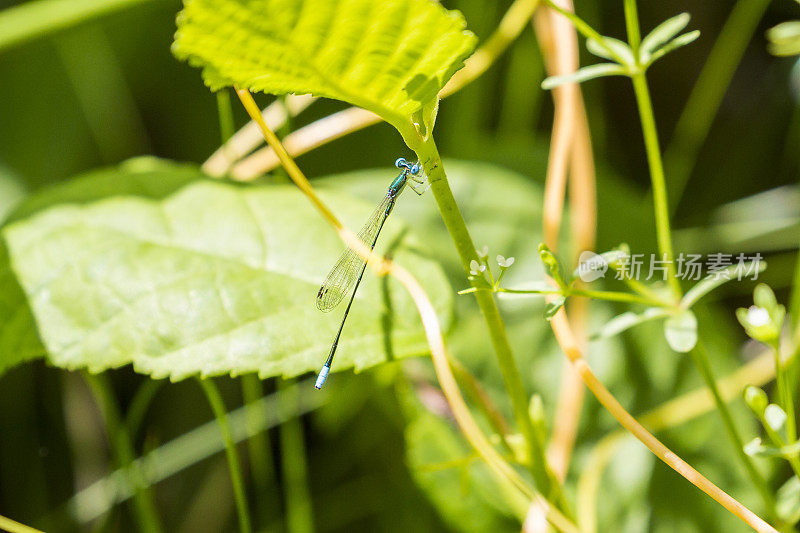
[0,0,799,531]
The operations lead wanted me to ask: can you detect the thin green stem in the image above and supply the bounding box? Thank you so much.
[630,72,680,297]
[615,271,664,302]
[69,379,325,525]
[216,89,236,144]
[619,2,680,297]
[463,286,667,307]
[791,245,800,343]
[84,373,162,533]
[411,134,570,515]
[240,374,275,524]
[622,0,641,54]
[663,0,771,214]
[197,378,253,533]
[570,288,662,306]
[277,379,314,533]
[771,343,796,444]
[125,379,163,437]
[689,342,775,516]
[785,241,800,408]
[550,1,682,296]
[450,359,514,456]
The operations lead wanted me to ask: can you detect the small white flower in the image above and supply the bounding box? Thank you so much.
[477,245,489,259]
[746,306,770,327]
[743,437,763,457]
[497,255,515,268]
[469,259,481,276]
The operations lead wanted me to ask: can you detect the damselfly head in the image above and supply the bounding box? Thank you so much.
[395,157,422,176]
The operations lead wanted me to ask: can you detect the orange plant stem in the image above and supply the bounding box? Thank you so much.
[550,311,777,533]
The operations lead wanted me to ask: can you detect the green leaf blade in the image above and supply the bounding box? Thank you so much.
[645,30,700,66]
[3,177,453,381]
[404,392,521,531]
[640,12,690,58]
[664,309,697,353]
[590,308,669,341]
[541,63,627,90]
[172,0,477,130]
[586,36,634,66]
[681,259,767,309]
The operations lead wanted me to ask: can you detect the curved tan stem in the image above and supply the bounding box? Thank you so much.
[577,349,776,533]
[231,107,380,180]
[532,0,597,486]
[551,311,777,533]
[530,1,774,529]
[534,2,578,250]
[203,94,315,177]
[0,514,43,533]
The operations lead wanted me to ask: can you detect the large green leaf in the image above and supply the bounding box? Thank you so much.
[0,158,205,376]
[172,0,476,131]
[0,162,27,223]
[0,164,38,374]
[2,174,452,381]
[404,395,519,533]
[0,243,46,375]
[6,156,202,223]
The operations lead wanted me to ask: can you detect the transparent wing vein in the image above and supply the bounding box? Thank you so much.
[316,195,391,312]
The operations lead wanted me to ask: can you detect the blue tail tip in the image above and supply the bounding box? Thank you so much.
[315,365,330,390]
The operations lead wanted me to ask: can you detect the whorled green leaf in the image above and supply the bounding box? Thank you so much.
[2,174,452,381]
[639,12,690,60]
[589,307,669,341]
[172,0,477,132]
[680,259,767,309]
[663,309,697,353]
[541,63,627,90]
[586,36,634,66]
[645,30,700,66]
